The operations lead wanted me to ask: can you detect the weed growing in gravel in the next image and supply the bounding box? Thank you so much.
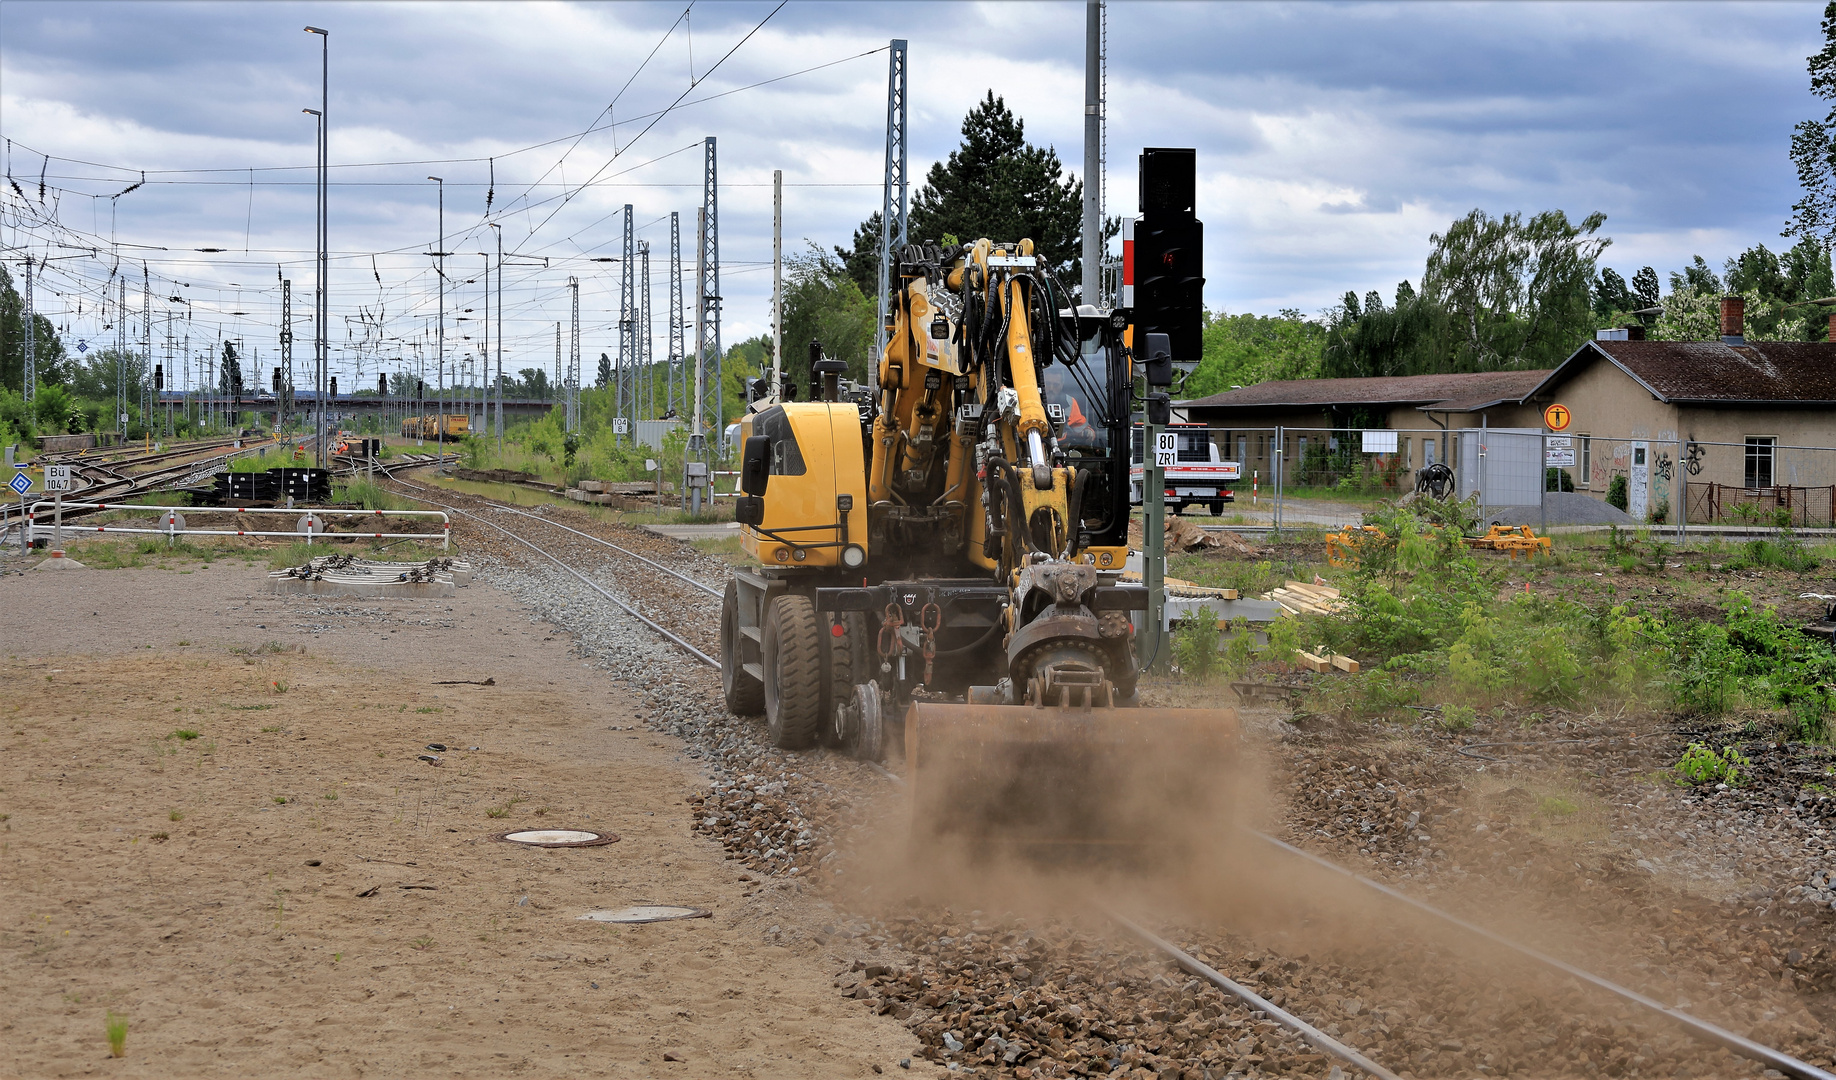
[1439,703,1477,731]
[410,936,434,950]
[485,795,527,819]
[168,809,184,822]
[1674,742,1750,786]
[259,725,283,733]
[169,729,200,741]
[322,791,338,801]
[273,796,289,805]
[104,1011,128,1057]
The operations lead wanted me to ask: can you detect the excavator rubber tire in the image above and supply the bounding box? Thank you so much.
[763,593,823,750]
[721,579,765,717]
[820,611,862,748]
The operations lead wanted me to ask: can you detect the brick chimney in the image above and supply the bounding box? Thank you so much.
[1719,295,1745,345]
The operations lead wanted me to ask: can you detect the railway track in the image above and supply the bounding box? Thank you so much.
[1,436,261,533]
[370,458,1834,1080]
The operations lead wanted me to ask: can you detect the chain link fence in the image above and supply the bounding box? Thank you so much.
[1181,424,1836,533]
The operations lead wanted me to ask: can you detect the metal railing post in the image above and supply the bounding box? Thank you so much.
[1273,424,1283,537]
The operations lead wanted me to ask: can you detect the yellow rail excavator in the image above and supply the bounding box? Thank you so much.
[720,232,1236,857]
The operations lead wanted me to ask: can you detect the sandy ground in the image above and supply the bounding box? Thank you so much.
[0,556,932,1078]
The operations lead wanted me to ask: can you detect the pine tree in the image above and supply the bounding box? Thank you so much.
[840,93,1097,298]
[218,340,243,395]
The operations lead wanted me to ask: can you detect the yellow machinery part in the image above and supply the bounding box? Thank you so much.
[905,700,1239,861]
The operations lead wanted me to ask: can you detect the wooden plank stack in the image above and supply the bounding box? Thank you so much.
[1263,579,1346,617]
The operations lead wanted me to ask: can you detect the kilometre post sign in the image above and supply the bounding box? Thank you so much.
[1543,403,1572,431]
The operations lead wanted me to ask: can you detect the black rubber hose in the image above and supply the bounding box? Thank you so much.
[1063,467,1091,557]
[931,619,1003,657]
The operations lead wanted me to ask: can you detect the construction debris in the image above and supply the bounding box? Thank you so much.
[1164,516,1258,555]
[1463,524,1553,559]
[264,555,473,597]
[1261,579,1346,617]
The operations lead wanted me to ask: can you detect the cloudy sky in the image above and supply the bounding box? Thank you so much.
[0,1,1824,393]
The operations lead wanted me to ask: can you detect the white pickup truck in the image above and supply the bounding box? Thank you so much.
[1129,424,1242,515]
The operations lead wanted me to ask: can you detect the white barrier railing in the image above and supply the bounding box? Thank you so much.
[25,502,450,551]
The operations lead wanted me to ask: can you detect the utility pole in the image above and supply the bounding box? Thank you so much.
[554,321,561,411]
[700,138,723,453]
[280,277,293,432]
[117,277,127,439]
[493,223,504,456]
[639,239,653,421]
[305,24,329,467]
[567,276,580,432]
[429,176,445,471]
[21,257,34,406]
[1082,1,1104,305]
[667,211,684,419]
[875,39,909,395]
[692,206,707,515]
[141,266,150,435]
[772,169,782,401]
[619,205,635,442]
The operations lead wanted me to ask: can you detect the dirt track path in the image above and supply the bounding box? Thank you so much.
[0,561,930,1077]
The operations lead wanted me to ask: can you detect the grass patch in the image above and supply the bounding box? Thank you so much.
[169,729,201,741]
[105,1011,128,1057]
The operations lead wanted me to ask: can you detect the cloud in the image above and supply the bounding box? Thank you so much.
[0,0,1826,395]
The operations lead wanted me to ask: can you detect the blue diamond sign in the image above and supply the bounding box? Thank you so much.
[9,470,33,496]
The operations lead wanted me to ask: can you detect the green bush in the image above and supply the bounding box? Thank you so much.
[1605,475,1629,511]
[1544,467,1575,492]
[1674,742,1749,785]
[1172,605,1219,680]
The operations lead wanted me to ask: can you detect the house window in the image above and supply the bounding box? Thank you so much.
[1745,437,1776,489]
[1579,436,1591,488]
[1237,436,1247,464]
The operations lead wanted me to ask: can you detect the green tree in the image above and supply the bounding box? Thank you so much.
[0,264,68,392]
[518,367,550,399]
[780,243,877,387]
[1787,2,1836,242]
[596,352,612,389]
[834,211,884,299]
[1631,266,1661,309]
[843,93,1099,298]
[1593,267,1632,319]
[1185,308,1327,395]
[1422,208,1610,369]
[218,340,243,396]
[1668,255,1723,297]
[1321,285,1451,379]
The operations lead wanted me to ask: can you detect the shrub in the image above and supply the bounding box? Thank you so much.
[1605,474,1629,511]
[1674,742,1749,785]
[1172,605,1220,680]
[1544,467,1575,493]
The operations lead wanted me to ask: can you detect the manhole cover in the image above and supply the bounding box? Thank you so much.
[577,905,711,924]
[491,829,620,848]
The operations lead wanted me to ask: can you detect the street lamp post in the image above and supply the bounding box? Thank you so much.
[304,24,328,469]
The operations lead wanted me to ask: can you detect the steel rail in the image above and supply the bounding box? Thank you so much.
[476,504,723,598]
[1251,830,1836,1080]
[379,465,719,668]
[1107,911,1404,1080]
